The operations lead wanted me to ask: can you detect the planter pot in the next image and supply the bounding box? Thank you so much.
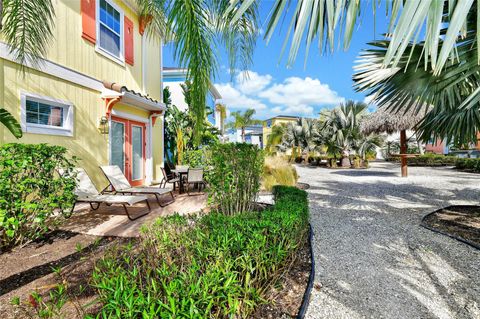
[340,157,350,167]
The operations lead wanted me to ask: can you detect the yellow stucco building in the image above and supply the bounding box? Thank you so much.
[0,0,165,188]
[263,115,299,149]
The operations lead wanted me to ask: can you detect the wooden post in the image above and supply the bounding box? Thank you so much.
[400,129,408,177]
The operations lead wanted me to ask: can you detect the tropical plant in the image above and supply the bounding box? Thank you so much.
[205,143,263,215]
[265,124,286,155]
[0,144,77,251]
[163,87,219,166]
[279,119,304,161]
[215,103,227,136]
[320,100,367,166]
[226,109,263,142]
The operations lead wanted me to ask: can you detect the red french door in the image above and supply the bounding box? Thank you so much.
[110,116,146,186]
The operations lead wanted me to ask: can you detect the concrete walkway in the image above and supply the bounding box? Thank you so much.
[299,162,480,319]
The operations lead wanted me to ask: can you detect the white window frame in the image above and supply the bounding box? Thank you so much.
[20,92,74,137]
[95,0,125,65]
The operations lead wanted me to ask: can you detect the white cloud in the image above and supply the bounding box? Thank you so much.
[259,77,344,107]
[235,71,273,94]
[214,72,345,119]
[215,83,267,110]
[363,95,377,112]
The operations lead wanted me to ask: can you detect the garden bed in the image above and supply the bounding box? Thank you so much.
[422,206,480,249]
[1,186,311,318]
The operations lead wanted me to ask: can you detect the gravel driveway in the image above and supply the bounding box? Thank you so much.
[299,162,480,319]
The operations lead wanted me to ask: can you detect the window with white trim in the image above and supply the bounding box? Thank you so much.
[98,0,123,60]
[21,93,74,137]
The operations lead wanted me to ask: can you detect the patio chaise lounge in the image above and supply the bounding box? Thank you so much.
[100,165,175,207]
[73,168,151,221]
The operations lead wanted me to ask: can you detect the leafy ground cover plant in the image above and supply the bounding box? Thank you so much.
[91,186,308,318]
[0,143,77,252]
[206,143,263,215]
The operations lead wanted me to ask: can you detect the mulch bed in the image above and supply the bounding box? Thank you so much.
[250,235,311,319]
[1,228,312,318]
[0,231,127,318]
[422,205,480,249]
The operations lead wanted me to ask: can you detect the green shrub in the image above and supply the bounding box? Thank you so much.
[262,156,298,191]
[91,186,309,318]
[456,157,480,172]
[205,143,263,215]
[0,144,77,252]
[387,154,457,166]
[183,149,206,168]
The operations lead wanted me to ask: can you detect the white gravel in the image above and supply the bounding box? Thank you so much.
[299,162,480,319]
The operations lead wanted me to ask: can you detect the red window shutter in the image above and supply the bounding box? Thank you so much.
[124,16,134,65]
[81,0,96,44]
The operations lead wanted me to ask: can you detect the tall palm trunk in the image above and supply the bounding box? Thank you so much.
[241,127,246,142]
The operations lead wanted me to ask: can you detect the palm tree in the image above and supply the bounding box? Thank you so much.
[265,124,286,155]
[226,109,262,142]
[280,120,304,161]
[321,100,367,166]
[215,103,227,137]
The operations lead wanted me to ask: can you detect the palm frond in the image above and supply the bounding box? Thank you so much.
[2,0,55,67]
[0,108,22,138]
[228,0,476,73]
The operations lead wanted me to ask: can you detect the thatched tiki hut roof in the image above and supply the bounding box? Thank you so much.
[361,105,429,177]
[360,106,429,135]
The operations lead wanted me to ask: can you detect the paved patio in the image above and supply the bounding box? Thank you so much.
[298,162,480,319]
[60,191,207,237]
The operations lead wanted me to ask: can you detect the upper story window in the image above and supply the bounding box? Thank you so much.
[97,0,123,61]
[21,93,74,137]
[266,120,272,128]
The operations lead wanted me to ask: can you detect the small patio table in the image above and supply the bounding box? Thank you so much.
[172,167,189,193]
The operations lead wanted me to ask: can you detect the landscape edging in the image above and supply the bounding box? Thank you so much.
[296,223,315,319]
[421,208,480,250]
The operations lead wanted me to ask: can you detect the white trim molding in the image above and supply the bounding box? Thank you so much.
[111,109,149,123]
[20,91,74,137]
[0,42,104,92]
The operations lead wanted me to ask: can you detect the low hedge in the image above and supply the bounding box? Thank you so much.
[91,186,309,318]
[455,158,480,172]
[387,154,457,166]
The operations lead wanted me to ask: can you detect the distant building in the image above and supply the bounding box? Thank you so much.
[262,115,299,149]
[426,134,480,157]
[227,125,263,148]
[162,67,225,133]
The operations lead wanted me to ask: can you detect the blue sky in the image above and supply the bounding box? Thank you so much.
[163,2,390,120]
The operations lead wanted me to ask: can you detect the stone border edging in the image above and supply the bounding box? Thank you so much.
[297,223,315,319]
[421,209,480,250]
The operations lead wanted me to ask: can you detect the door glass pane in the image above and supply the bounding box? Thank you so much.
[111,121,125,173]
[132,126,143,180]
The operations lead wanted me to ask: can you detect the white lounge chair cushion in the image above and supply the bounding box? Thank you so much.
[77,194,148,206]
[100,165,132,191]
[74,168,101,197]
